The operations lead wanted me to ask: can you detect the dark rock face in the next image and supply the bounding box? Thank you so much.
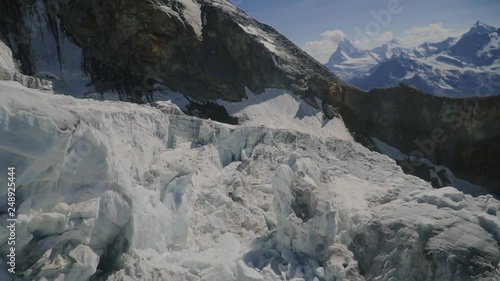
[0,0,36,75]
[185,101,239,125]
[1,0,350,103]
[342,84,500,193]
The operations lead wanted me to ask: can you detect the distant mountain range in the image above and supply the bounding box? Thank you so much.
[326,21,500,97]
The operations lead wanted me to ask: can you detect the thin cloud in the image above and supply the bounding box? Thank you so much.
[354,31,394,49]
[302,23,466,62]
[399,23,465,47]
[302,29,346,63]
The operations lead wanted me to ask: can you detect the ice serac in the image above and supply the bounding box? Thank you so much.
[1,81,499,280]
[353,187,500,280]
[272,163,337,260]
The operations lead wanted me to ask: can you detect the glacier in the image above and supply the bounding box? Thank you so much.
[0,80,499,281]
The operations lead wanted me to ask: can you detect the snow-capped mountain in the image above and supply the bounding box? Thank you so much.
[327,21,500,97]
[349,51,500,97]
[325,39,410,80]
[470,20,497,34]
[325,38,380,80]
[414,37,459,57]
[1,1,500,281]
[449,21,500,66]
[370,39,409,60]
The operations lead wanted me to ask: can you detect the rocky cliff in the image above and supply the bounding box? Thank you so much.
[0,0,354,103]
[342,84,500,192]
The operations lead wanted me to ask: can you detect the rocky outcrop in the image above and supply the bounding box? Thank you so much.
[342,84,500,193]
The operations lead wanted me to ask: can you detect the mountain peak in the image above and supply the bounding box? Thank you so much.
[371,39,409,60]
[387,39,404,46]
[337,37,368,53]
[469,20,496,35]
[474,20,490,27]
[337,37,356,49]
[328,37,368,60]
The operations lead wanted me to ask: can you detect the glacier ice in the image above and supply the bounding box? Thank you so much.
[0,80,499,280]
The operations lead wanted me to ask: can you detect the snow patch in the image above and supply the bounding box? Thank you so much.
[219,88,352,140]
[177,0,203,38]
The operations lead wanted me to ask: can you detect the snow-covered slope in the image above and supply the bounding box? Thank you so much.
[218,88,352,140]
[1,80,499,280]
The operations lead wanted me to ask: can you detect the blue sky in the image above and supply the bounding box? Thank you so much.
[234,0,500,62]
